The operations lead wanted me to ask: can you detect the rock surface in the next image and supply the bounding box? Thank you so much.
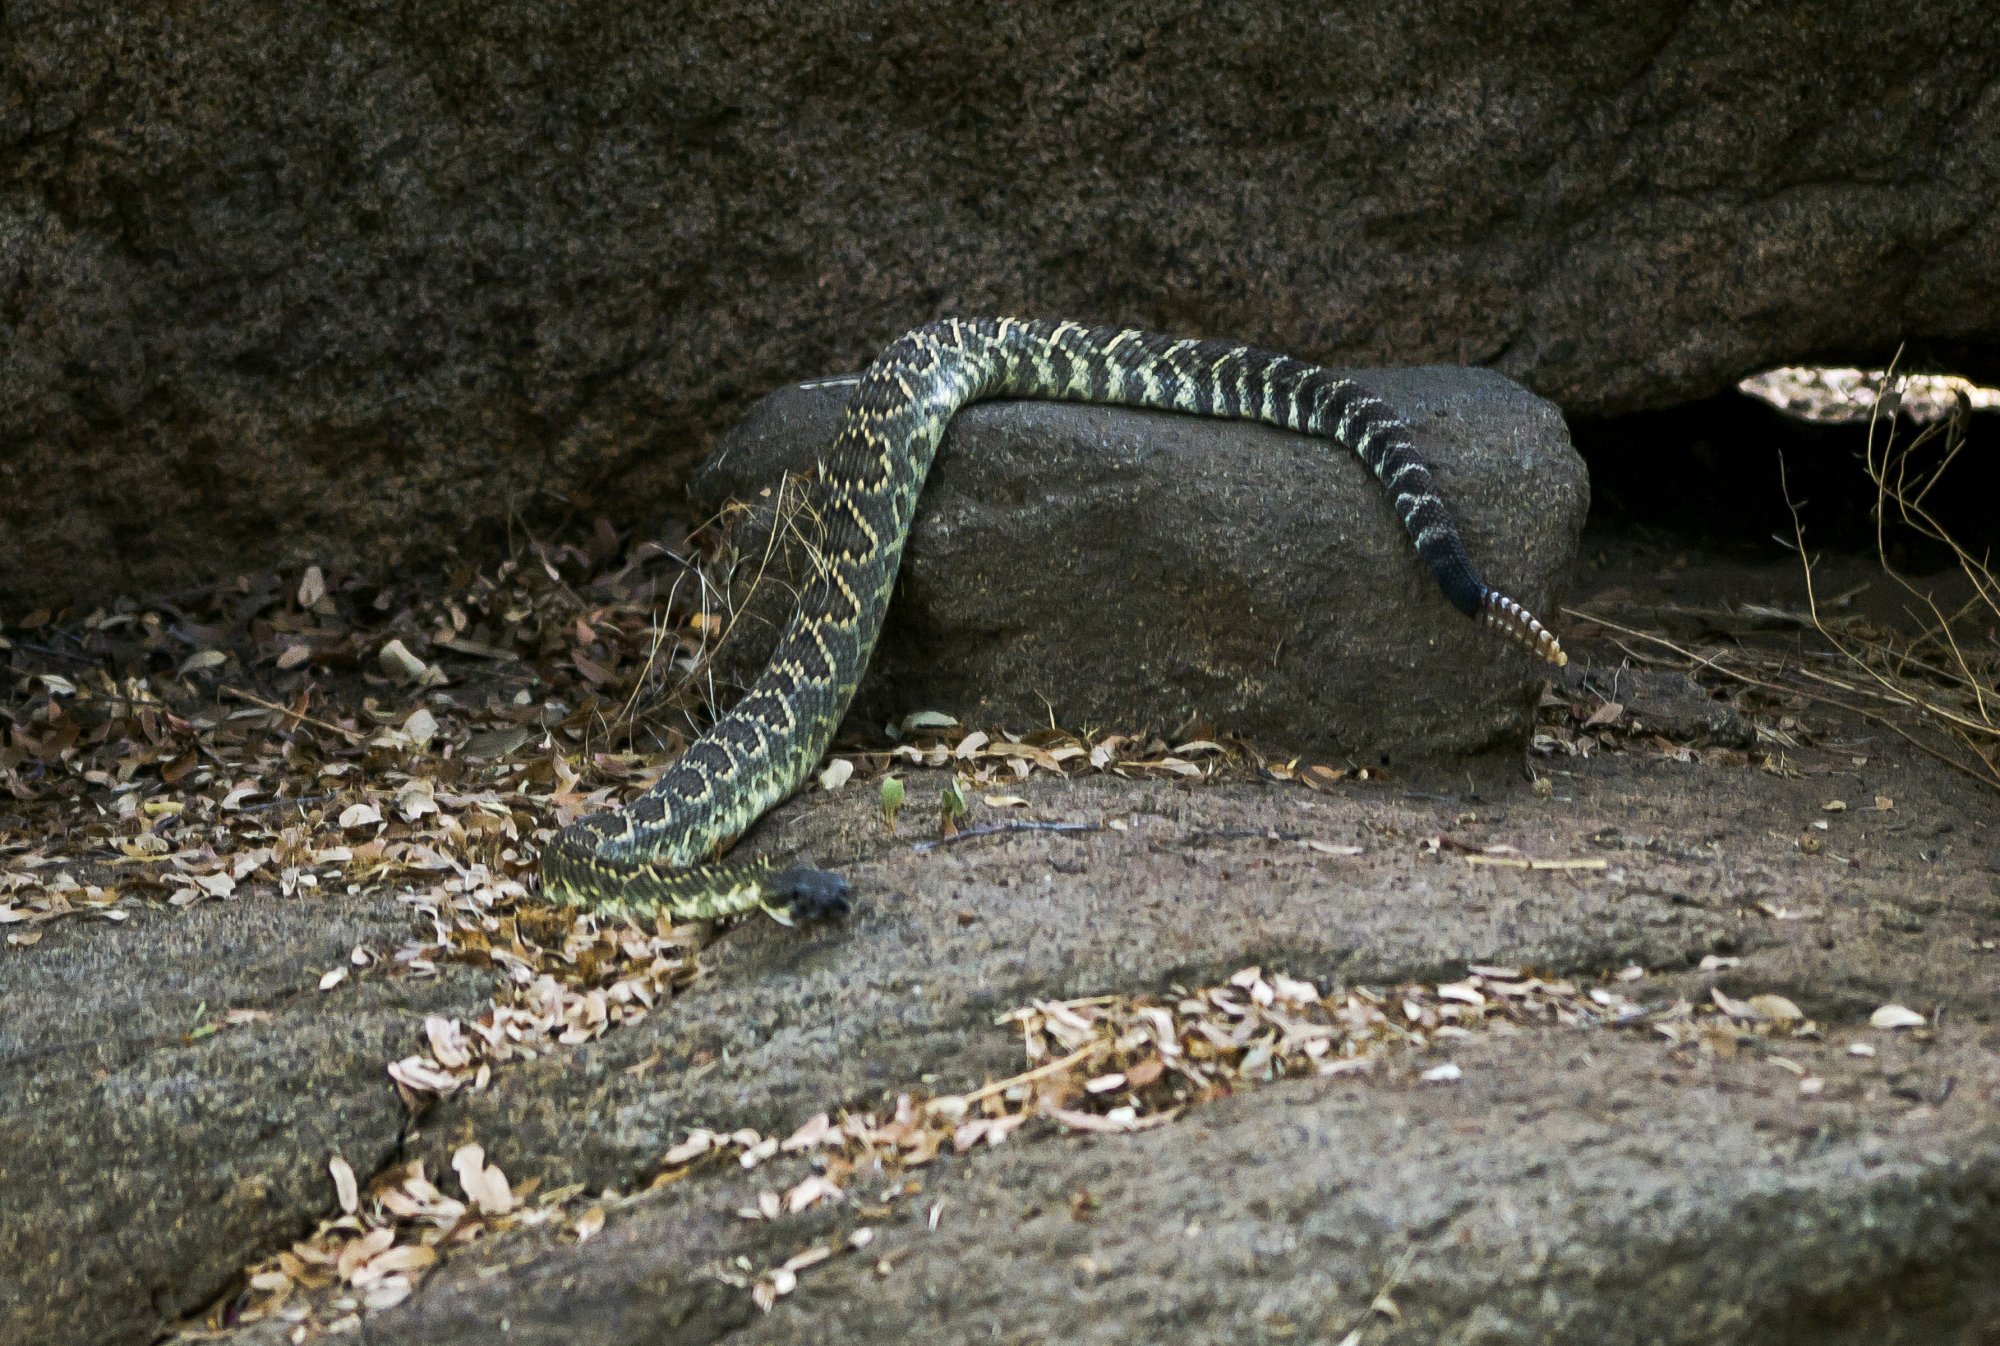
[4,597,1998,1342]
[339,1037,2000,1346]
[4,0,1998,608]
[693,367,1587,769]
[229,719,1998,1346]
[1578,666,1753,747]
[0,895,491,1346]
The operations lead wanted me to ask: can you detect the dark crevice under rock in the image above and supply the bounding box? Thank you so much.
[1574,393,2000,566]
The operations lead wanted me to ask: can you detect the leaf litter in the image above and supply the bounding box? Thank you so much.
[2,518,1354,941]
[192,954,1832,1335]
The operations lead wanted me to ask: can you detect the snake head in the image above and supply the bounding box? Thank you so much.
[769,866,853,921]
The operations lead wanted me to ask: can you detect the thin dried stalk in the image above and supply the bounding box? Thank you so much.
[1772,353,1999,789]
[1556,355,2000,793]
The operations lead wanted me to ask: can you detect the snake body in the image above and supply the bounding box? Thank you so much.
[539,318,1566,921]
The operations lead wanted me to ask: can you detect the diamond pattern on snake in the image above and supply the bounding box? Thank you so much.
[538,318,1566,923]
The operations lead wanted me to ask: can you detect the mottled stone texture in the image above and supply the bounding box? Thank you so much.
[0,897,489,1346]
[1,1,1996,607]
[5,634,2000,1345]
[227,760,2000,1346]
[693,367,1587,768]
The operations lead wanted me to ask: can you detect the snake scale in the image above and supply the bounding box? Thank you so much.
[539,318,1566,922]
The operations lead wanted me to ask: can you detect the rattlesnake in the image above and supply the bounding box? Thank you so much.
[538,318,1565,921]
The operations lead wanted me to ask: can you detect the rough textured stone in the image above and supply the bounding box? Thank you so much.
[412,773,1740,1199]
[3,0,1997,608]
[1583,666,1753,747]
[693,367,1587,769]
[9,551,2000,1344]
[0,896,491,1346]
[350,1040,2000,1346]
[242,709,1996,1346]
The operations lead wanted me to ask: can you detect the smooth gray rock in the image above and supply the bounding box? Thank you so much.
[2,0,1997,608]
[693,367,1588,769]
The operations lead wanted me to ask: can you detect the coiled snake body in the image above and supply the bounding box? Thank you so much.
[540,318,1566,922]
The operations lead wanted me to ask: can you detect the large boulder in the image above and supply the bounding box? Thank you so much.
[692,366,1587,769]
[3,0,1997,608]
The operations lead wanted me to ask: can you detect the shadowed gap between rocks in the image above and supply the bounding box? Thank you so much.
[1574,389,2000,566]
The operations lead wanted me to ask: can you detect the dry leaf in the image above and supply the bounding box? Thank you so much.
[452,1143,515,1216]
[1869,1003,1926,1030]
[662,1132,714,1166]
[404,708,438,748]
[1711,988,1756,1019]
[329,1156,359,1214]
[377,639,430,682]
[1746,994,1804,1023]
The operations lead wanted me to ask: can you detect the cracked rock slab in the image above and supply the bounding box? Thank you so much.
[412,773,1733,1200]
[243,729,1999,1346]
[358,1037,2000,1346]
[0,896,491,1346]
[14,550,2000,1345]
